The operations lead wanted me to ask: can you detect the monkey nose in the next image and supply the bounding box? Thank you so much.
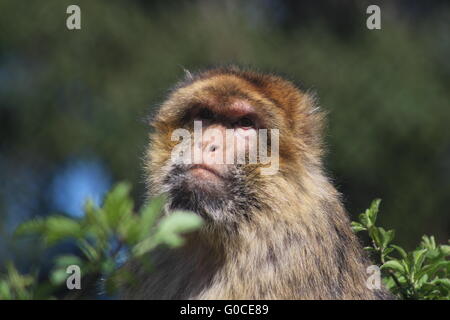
[208,144,219,153]
[201,142,226,167]
[203,144,221,162]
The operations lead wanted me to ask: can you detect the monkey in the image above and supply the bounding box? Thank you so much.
[120,66,392,300]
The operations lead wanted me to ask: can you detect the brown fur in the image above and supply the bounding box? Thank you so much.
[121,66,391,299]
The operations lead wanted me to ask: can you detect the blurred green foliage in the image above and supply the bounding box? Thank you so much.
[0,0,449,280]
[0,262,36,300]
[0,183,202,299]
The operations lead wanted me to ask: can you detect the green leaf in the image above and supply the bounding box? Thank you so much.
[367,198,381,225]
[432,278,450,290]
[382,276,396,291]
[416,274,428,287]
[420,235,436,250]
[77,239,99,261]
[83,200,109,236]
[383,247,394,256]
[102,182,134,229]
[16,216,83,245]
[0,281,12,300]
[132,211,203,257]
[0,263,35,300]
[351,222,366,233]
[412,249,428,271]
[391,245,407,259]
[14,219,46,236]
[381,260,405,274]
[368,226,381,247]
[440,245,450,256]
[45,216,83,244]
[119,195,167,245]
[425,248,441,260]
[154,211,203,248]
[50,269,68,286]
[359,199,381,228]
[379,228,395,248]
[418,261,450,279]
[117,215,141,244]
[138,195,166,239]
[358,213,370,227]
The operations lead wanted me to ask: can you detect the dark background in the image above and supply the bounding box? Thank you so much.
[0,0,449,271]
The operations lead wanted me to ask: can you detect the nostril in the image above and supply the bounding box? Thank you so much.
[209,145,218,152]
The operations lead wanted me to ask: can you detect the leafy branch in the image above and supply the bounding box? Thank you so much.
[0,182,202,299]
[352,199,450,300]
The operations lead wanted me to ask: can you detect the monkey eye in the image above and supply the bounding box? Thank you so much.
[235,116,254,129]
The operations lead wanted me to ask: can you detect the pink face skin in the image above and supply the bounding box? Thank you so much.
[190,100,259,180]
[189,123,258,181]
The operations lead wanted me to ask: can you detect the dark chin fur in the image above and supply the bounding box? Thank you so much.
[163,164,261,224]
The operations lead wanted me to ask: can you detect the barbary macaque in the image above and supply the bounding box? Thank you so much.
[121,66,391,299]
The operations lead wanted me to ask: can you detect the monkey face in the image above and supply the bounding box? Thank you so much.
[146,68,322,226]
[161,103,266,224]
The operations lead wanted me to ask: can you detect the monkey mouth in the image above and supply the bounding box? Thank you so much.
[187,164,224,180]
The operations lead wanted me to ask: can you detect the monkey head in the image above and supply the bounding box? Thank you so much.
[145,67,323,228]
